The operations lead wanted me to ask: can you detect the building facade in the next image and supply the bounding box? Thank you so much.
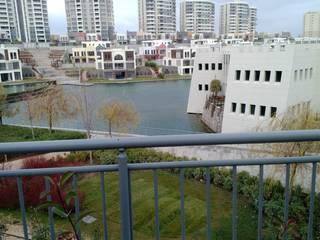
[163,47,196,75]
[72,41,111,64]
[96,48,136,79]
[139,39,172,61]
[303,11,320,38]
[180,0,215,34]
[65,0,114,41]
[138,0,176,36]
[0,45,23,82]
[219,1,257,37]
[0,0,50,43]
[187,43,320,133]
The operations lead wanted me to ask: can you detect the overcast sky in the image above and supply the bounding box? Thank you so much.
[48,0,319,36]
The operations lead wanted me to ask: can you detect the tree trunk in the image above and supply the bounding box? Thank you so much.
[0,116,3,126]
[108,121,112,138]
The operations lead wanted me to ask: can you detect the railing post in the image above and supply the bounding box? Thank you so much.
[118,148,133,240]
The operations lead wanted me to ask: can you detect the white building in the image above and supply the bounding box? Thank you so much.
[187,43,320,133]
[65,0,114,41]
[163,47,196,75]
[0,0,50,43]
[190,38,218,47]
[138,0,176,36]
[139,40,173,61]
[220,1,257,37]
[180,0,215,34]
[96,48,136,79]
[303,11,320,38]
[0,45,23,82]
[72,41,111,64]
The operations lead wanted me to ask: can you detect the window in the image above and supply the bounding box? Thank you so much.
[205,63,209,70]
[260,106,266,117]
[198,84,202,91]
[240,104,246,114]
[275,71,282,82]
[305,69,308,80]
[235,70,241,80]
[205,84,209,91]
[310,68,313,79]
[245,70,250,81]
[294,70,298,81]
[199,64,202,70]
[255,71,260,81]
[211,63,215,70]
[300,70,303,80]
[264,71,271,82]
[271,107,277,117]
[250,105,256,115]
[218,63,223,70]
[231,103,237,113]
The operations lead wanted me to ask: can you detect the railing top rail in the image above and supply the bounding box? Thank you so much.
[0,155,319,177]
[0,130,320,154]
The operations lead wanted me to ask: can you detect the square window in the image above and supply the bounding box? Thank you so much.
[211,63,215,70]
[218,63,223,70]
[205,84,209,91]
[235,70,241,80]
[199,64,202,70]
[271,107,277,117]
[294,70,298,81]
[205,63,209,70]
[250,105,256,115]
[231,103,237,113]
[265,71,271,82]
[255,71,260,81]
[198,84,202,91]
[245,70,250,81]
[240,104,246,114]
[275,71,282,82]
[260,106,266,117]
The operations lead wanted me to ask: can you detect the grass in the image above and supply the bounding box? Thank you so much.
[0,125,86,143]
[87,74,191,84]
[77,171,260,239]
[0,171,260,239]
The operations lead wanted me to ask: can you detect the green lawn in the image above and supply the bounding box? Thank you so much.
[0,125,86,143]
[0,166,271,239]
[78,171,260,239]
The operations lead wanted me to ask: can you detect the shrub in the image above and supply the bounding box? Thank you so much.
[0,157,85,209]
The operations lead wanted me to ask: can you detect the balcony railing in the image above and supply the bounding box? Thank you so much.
[0,130,320,240]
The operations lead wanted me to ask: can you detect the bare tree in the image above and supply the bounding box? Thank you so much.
[257,107,320,186]
[73,86,96,164]
[34,85,79,133]
[99,101,140,137]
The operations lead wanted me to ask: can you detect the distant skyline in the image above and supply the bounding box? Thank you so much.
[48,0,319,36]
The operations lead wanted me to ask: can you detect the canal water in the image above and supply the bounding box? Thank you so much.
[5,80,210,135]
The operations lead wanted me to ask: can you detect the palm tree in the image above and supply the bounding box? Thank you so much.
[210,79,222,97]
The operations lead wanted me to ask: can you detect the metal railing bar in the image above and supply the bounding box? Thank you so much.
[257,165,264,240]
[180,169,186,240]
[128,155,320,171]
[307,163,317,240]
[45,178,56,240]
[17,176,29,240]
[283,164,291,240]
[0,165,118,177]
[118,148,132,240]
[153,170,160,240]
[100,172,108,240]
[1,130,320,154]
[206,168,212,240]
[232,166,238,240]
[128,171,133,239]
[72,174,81,239]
